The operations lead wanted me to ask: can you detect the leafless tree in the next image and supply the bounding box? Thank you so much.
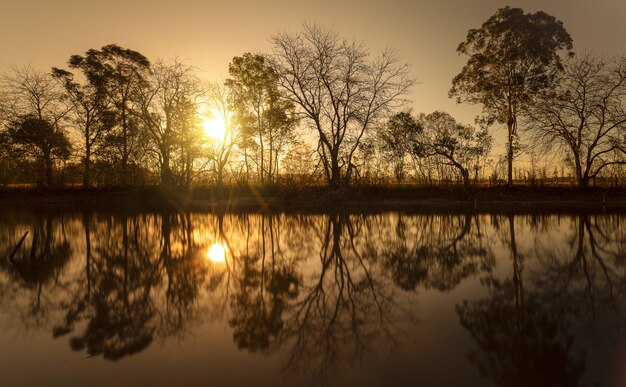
[527,54,626,187]
[0,66,70,125]
[270,23,414,188]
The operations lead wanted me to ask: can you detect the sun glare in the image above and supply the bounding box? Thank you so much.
[207,243,227,263]
[202,110,227,140]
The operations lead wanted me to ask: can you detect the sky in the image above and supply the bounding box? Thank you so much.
[1,0,626,152]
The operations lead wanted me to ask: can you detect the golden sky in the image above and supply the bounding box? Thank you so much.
[2,0,625,150]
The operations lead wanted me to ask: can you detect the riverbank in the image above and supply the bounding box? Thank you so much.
[0,185,625,214]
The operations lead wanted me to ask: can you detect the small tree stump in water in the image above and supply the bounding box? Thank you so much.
[8,231,29,262]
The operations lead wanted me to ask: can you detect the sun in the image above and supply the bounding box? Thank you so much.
[202,109,227,140]
[206,243,227,263]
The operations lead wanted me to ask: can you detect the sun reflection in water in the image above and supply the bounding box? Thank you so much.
[206,243,226,263]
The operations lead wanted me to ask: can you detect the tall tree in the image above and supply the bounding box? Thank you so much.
[226,53,297,185]
[51,67,115,187]
[450,7,573,188]
[271,24,414,188]
[137,59,203,187]
[528,54,626,187]
[68,45,151,186]
[205,82,240,190]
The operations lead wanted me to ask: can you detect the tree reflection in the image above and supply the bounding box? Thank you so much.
[379,214,493,291]
[226,215,300,352]
[273,214,413,379]
[63,215,160,360]
[457,214,626,387]
[159,213,208,337]
[532,215,626,327]
[3,210,622,383]
[0,212,71,326]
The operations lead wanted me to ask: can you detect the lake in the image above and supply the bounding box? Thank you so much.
[0,209,625,386]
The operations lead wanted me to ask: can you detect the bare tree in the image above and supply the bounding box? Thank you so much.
[270,23,414,188]
[528,54,626,188]
[0,66,69,128]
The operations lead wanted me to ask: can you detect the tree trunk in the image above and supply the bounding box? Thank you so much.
[83,212,92,298]
[462,168,471,193]
[160,147,171,187]
[509,215,524,326]
[217,164,224,192]
[44,151,53,187]
[330,150,341,189]
[121,103,129,186]
[244,147,250,185]
[507,124,514,188]
[268,131,274,183]
[84,146,91,188]
[507,108,515,188]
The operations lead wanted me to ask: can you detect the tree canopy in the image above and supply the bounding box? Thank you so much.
[450,6,573,187]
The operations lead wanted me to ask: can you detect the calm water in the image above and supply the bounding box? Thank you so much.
[0,209,625,387]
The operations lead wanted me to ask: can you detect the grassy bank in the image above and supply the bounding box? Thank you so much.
[0,185,625,214]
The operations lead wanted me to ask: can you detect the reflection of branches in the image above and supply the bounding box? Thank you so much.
[457,217,584,386]
[457,277,585,387]
[158,212,208,337]
[274,215,411,381]
[1,213,72,328]
[455,214,626,387]
[228,215,300,352]
[380,214,493,291]
[62,216,160,360]
[531,215,626,329]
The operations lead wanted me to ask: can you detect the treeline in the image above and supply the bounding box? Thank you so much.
[0,7,624,191]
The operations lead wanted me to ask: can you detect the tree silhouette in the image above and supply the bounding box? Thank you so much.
[378,112,422,182]
[8,116,71,186]
[527,54,626,187]
[56,216,160,360]
[52,65,115,188]
[226,53,298,185]
[456,277,585,387]
[225,215,300,352]
[137,59,204,187]
[456,215,590,387]
[272,215,413,380]
[205,82,241,190]
[1,67,71,186]
[271,23,414,188]
[413,112,492,192]
[1,212,72,328]
[68,44,151,185]
[450,6,573,188]
[530,215,626,329]
[381,214,493,291]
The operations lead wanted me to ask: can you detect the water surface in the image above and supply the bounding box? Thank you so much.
[1,210,625,386]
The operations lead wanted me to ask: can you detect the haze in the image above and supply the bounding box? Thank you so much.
[2,0,625,135]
